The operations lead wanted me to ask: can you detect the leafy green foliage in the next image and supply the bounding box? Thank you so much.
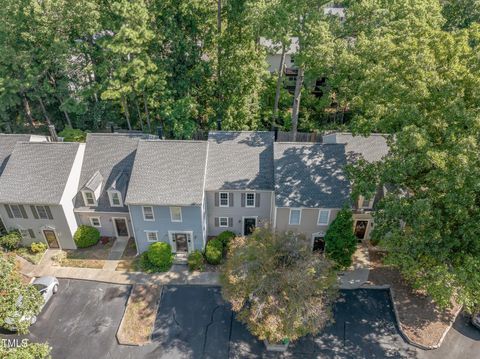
[73,225,100,248]
[187,250,205,271]
[0,231,22,251]
[30,242,47,254]
[0,341,51,359]
[220,228,338,343]
[324,208,357,269]
[145,242,173,272]
[0,254,43,334]
[216,231,236,248]
[58,128,86,142]
[205,239,223,265]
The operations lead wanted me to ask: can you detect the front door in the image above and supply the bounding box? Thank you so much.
[354,221,368,240]
[313,235,325,253]
[243,218,256,236]
[43,230,59,248]
[114,218,129,237]
[174,233,188,253]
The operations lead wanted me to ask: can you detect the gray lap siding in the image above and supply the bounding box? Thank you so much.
[75,212,134,238]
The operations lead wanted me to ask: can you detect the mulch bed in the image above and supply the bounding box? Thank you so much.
[367,248,461,348]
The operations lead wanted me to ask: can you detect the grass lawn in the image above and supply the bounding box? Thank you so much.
[54,238,114,269]
[117,284,162,345]
[15,247,46,265]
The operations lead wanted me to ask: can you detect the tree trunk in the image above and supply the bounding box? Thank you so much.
[135,100,144,132]
[121,96,132,130]
[291,67,304,141]
[272,44,286,130]
[38,98,52,125]
[62,109,73,128]
[21,93,34,126]
[142,92,151,132]
[216,0,222,130]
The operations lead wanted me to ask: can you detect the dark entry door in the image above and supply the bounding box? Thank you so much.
[43,230,59,248]
[175,234,188,253]
[313,236,325,253]
[114,218,129,237]
[354,221,368,240]
[243,218,256,236]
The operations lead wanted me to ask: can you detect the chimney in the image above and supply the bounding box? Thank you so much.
[48,125,59,142]
[157,125,164,140]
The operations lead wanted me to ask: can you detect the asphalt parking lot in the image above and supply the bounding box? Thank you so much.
[1,280,479,358]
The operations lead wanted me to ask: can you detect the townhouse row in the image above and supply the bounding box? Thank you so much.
[0,131,389,255]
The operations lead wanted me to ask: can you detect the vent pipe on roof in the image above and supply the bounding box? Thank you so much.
[48,125,59,142]
[157,125,164,140]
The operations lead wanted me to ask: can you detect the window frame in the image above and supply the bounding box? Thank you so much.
[219,217,229,228]
[219,192,229,207]
[245,193,255,208]
[82,190,97,206]
[289,209,302,225]
[142,206,155,221]
[145,230,159,242]
[359,195,375,209]
[317,209,331,226]
[89,217,102,228]
[108,190,123,207]
[36,205,49,219]
[10,204,23,219]
[170,207,182,222]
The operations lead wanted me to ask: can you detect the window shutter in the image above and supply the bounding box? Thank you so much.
[214,217,219,227]
[19,205,28,219]
[228,218,233,227]
[45,206,53,219]
[4,205,13,218]
[30,206,39,219]
[255,193,260,207]
[214,192,219,207]
[229,193,234,207]
[28,229,35,238]
[241,193,245,207]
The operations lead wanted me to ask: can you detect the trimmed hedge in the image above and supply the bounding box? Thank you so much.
[205,239,223,265]
[188,250,205,271]
[146,242,173,272]
[0,231,21,250]
[73,225,100,248]
[30,242,47,253]
[217,231,236,248]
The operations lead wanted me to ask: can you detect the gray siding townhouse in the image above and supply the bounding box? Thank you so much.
[0,141,85,249]
[73,133,145,239]
[205,131,275,237]
[125,140,208,254]
[323,132,389,240]
[273,142,351,252]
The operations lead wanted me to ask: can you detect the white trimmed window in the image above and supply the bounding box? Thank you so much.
[108,191,123,207]
[90,217,101,227]
[246,193,255,208]
[10,205,23,218]
[36,206,48,219]
[289,209,302,225]
[142,206,154,221]
[170,207,182,222]
[219,217,229,227]
[317,210,331,225]
[359,195,375,209]
[145,231,158,242]
[82,191,96,206]
[219,192,229,207]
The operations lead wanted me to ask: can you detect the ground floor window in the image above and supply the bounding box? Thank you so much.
[219,217,229,227]
[145,231,158,242]
[89,217,101,227]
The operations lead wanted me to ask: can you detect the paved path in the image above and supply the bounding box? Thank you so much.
[339,244,370,289]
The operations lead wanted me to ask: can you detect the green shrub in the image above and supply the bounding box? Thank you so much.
[217,231,236,248]
[58,127,86,142]
[30,242,47,253]
[146,242,173,272]
[205,239,223,265]
[188,250,205,271]
[325,207,357,269]
[369,237,380,246]
[73,225,100,248]
[0,231,21,250]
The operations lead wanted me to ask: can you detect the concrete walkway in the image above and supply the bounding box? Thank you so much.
[338,244,370,289]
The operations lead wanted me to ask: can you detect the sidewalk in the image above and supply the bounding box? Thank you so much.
[338,244,370,289]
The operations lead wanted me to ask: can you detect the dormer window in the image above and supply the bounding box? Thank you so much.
[82,190,97,206]
[108,190,123,207]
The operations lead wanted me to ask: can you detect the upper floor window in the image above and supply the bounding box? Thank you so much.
[219,192,229,207]
[142,206,154,221]
[317,210,330,225]
[170,207,182,222]
[82,190,96,206]
[10,204,24,218]
[359,195,374,209]
[4,204,28,219]
[246,193,255,208]
[289,209,302,225]
[35,205,52,220]
[108,191,123,207]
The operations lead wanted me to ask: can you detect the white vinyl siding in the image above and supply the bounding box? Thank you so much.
[317,210,331,225]
[289,209,301,225]
[170,207,182,222]
[142,206,154,221]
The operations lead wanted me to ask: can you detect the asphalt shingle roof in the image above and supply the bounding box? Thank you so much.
[0,134,32,176]
[206,131,274,190]
[274,143,351,208]
[326,133,389,163]
[0,142,80,205]
[126,140,208,206]
[75,133,146,212]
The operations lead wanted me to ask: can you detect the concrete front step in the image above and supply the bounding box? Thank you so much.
[173,253,188,265]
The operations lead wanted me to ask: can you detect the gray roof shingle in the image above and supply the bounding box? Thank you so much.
[206,131,274,190]
[75,133,146,212]
[0,142,80,205]
[324,132,389,163]
[0,134,32,176]
[274,143,351,208]
[125,140,208,206]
